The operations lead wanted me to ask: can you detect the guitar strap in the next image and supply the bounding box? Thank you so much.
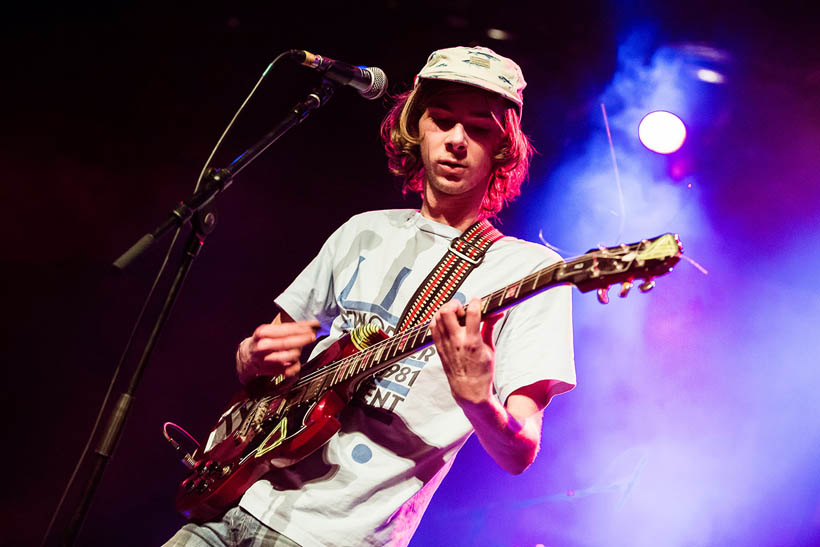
[396,219,504,332]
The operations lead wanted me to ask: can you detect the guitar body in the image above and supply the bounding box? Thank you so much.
[175,328,387,522]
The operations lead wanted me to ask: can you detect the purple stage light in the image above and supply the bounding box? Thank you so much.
[638,111,687,154]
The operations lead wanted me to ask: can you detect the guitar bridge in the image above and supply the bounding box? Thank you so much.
[235,397,284,443]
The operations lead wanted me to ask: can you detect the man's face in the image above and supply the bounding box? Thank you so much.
[418,85,505,205]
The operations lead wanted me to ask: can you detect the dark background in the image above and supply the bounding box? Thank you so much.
[2,2,819,546]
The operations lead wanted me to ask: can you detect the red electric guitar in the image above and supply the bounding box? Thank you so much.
[174,233,683,521]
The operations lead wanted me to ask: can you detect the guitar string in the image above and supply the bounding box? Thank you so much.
[290,243,667,394]
[294,277,526,390]
[292,260,566,392]
[293,320,431,389]
[292,261,566,390]
[285,239,675,403]
[305,240,670,387]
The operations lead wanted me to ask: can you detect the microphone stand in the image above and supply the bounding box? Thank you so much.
[62,79,339,546]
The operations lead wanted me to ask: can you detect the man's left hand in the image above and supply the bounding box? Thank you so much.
[430,297,503,406]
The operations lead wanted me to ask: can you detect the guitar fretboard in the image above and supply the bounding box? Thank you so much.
[285,256,584,407]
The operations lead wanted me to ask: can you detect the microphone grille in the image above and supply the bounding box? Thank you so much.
[362,67,388,100]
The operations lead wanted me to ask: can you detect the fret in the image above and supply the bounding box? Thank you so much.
[372,343,386,367]
[329,361,342,387]
[314,377,326,399]
[496,282,515,309]
[521,272,535,291]
[336,361,349,383]
[290,385,306,405]
[359,352,370,375]
[413,328,423,350]
[326,362,339,387]
[315,373,330,394]
[481,296,490,314]
[491,289,504,311]
[386,337,399,360]
[541,266,553,287]
[532,269,541,291]
[407,328,418,350]
[516,275,529,298]
[355,353,367,376]
[397,332,409,353]
[322,366,338,391]
[483,292,494,313]
[346,355,359,380]
[305,379,320,401]
[365,347,379,372]
[356,351,369,374]
[367,348,378,371]
[504,281,520,302]
[410,326,423,349]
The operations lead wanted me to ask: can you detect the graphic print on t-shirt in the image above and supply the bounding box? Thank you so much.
[338,255,407,336]
[338,254,464,414]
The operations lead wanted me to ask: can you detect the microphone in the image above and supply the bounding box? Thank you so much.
[288,49,388,100]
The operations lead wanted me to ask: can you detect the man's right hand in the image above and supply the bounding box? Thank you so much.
[236,313,320,386]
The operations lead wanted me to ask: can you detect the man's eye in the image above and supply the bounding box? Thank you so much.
[432,117,454,129]
[468,125,492,134]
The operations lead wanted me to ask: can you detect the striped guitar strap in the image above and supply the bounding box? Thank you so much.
[396,219,504,332]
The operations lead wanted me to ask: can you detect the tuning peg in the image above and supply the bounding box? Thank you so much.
[619,281,633,298]
[597,286,610,304]
[639,279,655,293]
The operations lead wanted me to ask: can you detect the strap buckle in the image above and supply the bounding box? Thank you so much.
[449,238,485,266]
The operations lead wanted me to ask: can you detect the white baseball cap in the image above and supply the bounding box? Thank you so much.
[414,45,526,112]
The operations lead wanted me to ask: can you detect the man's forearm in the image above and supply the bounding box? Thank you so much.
[458,395,541,475]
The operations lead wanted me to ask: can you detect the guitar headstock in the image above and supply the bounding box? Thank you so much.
[560,234,683,302]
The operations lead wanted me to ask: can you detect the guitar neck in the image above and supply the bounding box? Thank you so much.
[289,232,682,406]
[293,257,579,400]
[478,258,567,316]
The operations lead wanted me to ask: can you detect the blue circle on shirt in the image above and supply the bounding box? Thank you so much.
[352,443,372,463]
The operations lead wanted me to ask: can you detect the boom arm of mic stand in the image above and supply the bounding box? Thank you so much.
[112,79,339,271]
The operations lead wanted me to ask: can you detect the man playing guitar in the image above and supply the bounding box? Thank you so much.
[165,45,575,547]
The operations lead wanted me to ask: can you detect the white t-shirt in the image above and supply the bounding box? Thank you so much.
[240,210,575,547]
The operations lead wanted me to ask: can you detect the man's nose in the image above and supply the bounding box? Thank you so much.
[445,123,467,151]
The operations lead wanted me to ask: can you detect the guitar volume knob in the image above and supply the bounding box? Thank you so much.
[194,478,211,493]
